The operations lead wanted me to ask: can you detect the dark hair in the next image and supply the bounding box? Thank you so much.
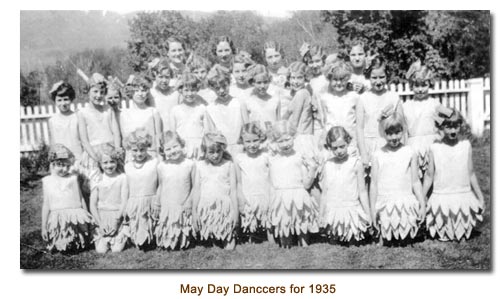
[324,126,352,150]
[364,56,389,79]
[164,37,186,52]
[212,36,236,57]
[239,122,267,145]
[50,82,76,101]
[302,44,326,65]
[263,41,285,59]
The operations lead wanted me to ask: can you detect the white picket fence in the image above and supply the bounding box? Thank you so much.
[20,77,490,155]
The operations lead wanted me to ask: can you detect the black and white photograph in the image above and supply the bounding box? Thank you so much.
[19,9,491,272]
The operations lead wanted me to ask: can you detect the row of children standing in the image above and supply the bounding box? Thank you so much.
[42,36,485,253]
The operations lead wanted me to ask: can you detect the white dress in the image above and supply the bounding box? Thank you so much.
[245,93,281,131]
[320,157,369,242]
[373,146,420,241]
[43,174,95,251]
[149,87,179,132]
[403,98,441,177]
[49,112,83,162]
[170,102,206,159]
[196,160,236,242]
[268,152,319,238]
[120,105,159,159]
[426,140,483,241]
[235,152,271,233]
[155,159,194,249]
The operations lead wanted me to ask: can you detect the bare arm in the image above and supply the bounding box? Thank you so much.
[240,100,249,124]
[229,162,239,226]
[153,110,163,155]
[468,142,485,208]
[41,179,50,241]
[356,159,371,224]
[110,109,122,149]
[356,97,368,167]
[234,159,246,214]
[410,152,426,222]
[369,156,379,226]
[184,162,196,211]
[89,186,101,225]
[301,156,318,190]
[191,162,201,231]
[288,90,306,130]
[77,111,99,161]
[119,175,129,219]
[422,150,435,198]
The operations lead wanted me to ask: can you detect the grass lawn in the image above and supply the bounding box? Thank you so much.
[20,144,491,270]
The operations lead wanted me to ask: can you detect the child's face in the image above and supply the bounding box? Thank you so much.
[385,129,403,148]
[163,139,184,162]
[212,81,230,102]
[206,145,224,165]
[54,95,72,113]
[133,86,149,105]
[155,69,171,91]
[180,86,198,104]
[349,45,366,69]
[193,68,208,82]
[89,86,105,106]
[277,134,294,154]
[308,54,324,76]
[413,81,430,100]
[265,48,282,70]
[167,42,185,65]
[100,154,117,175]
[216,41,233,64]
[241,132,261,155]
[289,72,306,91]
[370,68,387,92]
[443,123,460,141]
[232,63,247,85]
[105,89,121,107]
[329,138,348,159]
[329,77,348,93]
[52,159,71,177]
[130,145,148,162]
[253,74,270,96]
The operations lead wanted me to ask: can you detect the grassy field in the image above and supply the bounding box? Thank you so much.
[20,144,491,270]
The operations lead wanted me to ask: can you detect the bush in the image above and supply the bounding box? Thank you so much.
[20,143,50,188]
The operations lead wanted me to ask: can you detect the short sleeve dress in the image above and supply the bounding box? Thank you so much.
[149,87,179,132]
[426,140,483,241]
[155,158,195,249]
[170,101,206,159]
[235,152,271,233]
[373,146,420,241]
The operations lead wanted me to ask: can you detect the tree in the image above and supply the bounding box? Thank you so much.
[20,71,42,107]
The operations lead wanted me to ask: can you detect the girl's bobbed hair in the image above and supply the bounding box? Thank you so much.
[176,72,201,91]
[207,65,231,88]
[48,144,75,163]
[186,54,212,72]
[239,122,267,145]
[212,36,236,56]
[302,44,326,65]
[433,106,467,133]
[324,126,352,150]
[86,73,108,93]
[130,74,153,90]
[49,81,76,101]
[365,56,389,79]
[378,104,407,138]
[164,36,187,52]
[233,51,255,68]
[287,61,308,78]
[323,60,353,82]
[96,143,124,173]
[270,120,297,142]
[200,131,232,161]
[161,130,186,148]
[149,58,174,79]
[348,40,368,53]
[245,64,270,85]
[406,61,435,89]
[124,128,153,150]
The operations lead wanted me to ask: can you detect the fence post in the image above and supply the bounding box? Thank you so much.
[467,78,485,136]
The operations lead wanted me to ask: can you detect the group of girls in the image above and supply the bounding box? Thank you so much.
[41,36,485,253]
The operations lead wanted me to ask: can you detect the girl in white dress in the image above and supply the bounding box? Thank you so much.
[155,131,195,250]
[164,37,187,87]
[48,81,83,164]
[348,41,372,94]
[169,73,207,159]
[149,58,180,131]
[319,60,361,157]
[370,107,426,245]
[319,127,371,243]
[205,67,249,158]
[187,54,217,105]
[268,121,319,248]
[403,62,442,178]
[423,107,484,241]
[192,132,239,249]
[120,75,162,160]
[124,129,159,250]
[41,144,95,252]
[230,52,254,101]
[234,123,272,243]
[90,143,129,253]
[356,57,403,170]
[263,41,288,89]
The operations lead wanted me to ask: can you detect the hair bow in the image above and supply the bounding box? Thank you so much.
[378,103,395,122]
[433,106,454,125]
[48,144,74,162]
[147,57,161,70]
[299,42,311,58]
[49,81,65,95]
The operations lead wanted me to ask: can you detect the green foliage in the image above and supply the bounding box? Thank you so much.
[20,71,42,107]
